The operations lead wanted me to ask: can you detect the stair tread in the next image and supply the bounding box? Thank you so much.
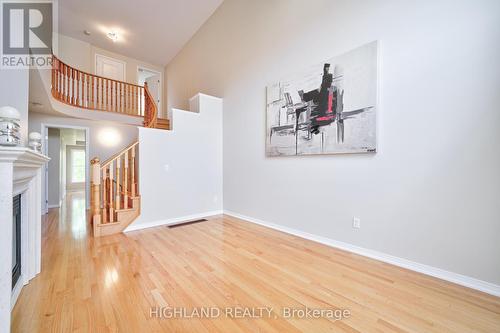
[116,207,136,213]
[96,221,121,227]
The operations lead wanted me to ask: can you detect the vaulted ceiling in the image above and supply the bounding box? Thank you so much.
[58,0,223,66]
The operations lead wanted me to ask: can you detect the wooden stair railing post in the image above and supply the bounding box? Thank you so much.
[144,82,149,125]
[123,150,129,209]
[85,74,90,108]
[59,60,63,99]
[76,70,80,106]
[96,77,100,110]
[63,64,67,102]
[119,82,122,113]
[51,55,55,97]
[108,164,114,222]
[103,167,109,223]
[90,75,94,108]
[66,65,70,103]
[139,87,142,116]
[105,79,109,111]
[143,82,158,128]
[130,147,136,197]
[90,158,101,227]
[115,157,121,210]
[71,68,74,105]
[110,80,114,111]
[135,86,138,115]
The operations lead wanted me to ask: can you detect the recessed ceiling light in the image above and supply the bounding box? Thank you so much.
[83,30,91,36]
[107,31,119,42]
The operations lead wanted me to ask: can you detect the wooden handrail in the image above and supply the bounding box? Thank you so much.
[143,82,158,128]
[90,141,139,226]
[51,54,159,123]
[101,141,138,168]
[53,56,144,88]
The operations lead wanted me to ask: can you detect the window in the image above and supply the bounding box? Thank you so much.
[70,148,85,183]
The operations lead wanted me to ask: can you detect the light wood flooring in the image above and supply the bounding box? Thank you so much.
[11,192,500,332]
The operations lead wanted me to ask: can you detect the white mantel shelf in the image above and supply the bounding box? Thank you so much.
[0,146,50,164]
[0,146,49,333]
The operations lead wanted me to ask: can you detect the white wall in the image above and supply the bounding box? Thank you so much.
[47,128,61,206]
[165,0,500,285]
[0,69,29,144]
[29,112,138,162]
[127,94,223,230]
[57,34,92,72]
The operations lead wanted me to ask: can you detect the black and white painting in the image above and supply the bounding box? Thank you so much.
[266,41,378,156]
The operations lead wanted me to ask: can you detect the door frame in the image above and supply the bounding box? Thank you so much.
[41,123,91,213]
[95,53,126,81]
[137,65,163,113]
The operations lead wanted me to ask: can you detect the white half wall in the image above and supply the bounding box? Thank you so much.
[165,0,500,286]
[126,94,223,231]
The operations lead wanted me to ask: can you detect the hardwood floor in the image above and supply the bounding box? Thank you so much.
[12,192,500,332]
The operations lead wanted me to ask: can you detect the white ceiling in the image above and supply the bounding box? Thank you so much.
[58,0,223,66]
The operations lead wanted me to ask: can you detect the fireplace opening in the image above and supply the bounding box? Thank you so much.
[12,194,21,289]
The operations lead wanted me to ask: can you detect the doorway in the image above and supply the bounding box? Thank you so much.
[42,124,90,214]
[137,66,162,113]
[95,54,126,81]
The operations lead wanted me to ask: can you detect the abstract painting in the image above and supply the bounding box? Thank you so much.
[266,41,378,156]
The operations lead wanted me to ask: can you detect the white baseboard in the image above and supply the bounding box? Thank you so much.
[124,210,223,232]
[224,210,500,297]
[47,204,60,209]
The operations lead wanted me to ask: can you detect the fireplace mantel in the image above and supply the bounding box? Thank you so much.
[0,146,49,332]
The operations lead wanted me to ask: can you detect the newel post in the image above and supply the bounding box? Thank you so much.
[143,82,150,126]
[90,157,101,231]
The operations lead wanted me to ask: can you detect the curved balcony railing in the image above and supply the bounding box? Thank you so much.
[51,55,157,128]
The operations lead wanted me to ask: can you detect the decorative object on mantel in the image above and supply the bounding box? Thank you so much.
[28,132,42,152]
[0,106,21,146]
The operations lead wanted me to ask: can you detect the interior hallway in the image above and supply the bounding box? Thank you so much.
[11,193,500,332]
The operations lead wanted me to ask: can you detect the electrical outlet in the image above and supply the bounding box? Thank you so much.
[352,217,361,229]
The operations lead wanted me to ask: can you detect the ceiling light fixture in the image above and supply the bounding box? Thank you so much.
[107,31,119,42]
[83,30,91,36]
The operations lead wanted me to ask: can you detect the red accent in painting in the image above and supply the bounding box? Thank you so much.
[316,115,335,122]
[327,90,333,114]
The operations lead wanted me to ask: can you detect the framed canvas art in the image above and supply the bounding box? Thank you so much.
[266,41,378,156]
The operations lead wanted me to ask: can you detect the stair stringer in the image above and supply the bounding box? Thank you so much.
[94,196,141,237]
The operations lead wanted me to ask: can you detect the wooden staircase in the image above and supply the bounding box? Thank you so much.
[51,55,169,130]
[155,118,170,130]
[91,141,141,236]
[50,55,172,236]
